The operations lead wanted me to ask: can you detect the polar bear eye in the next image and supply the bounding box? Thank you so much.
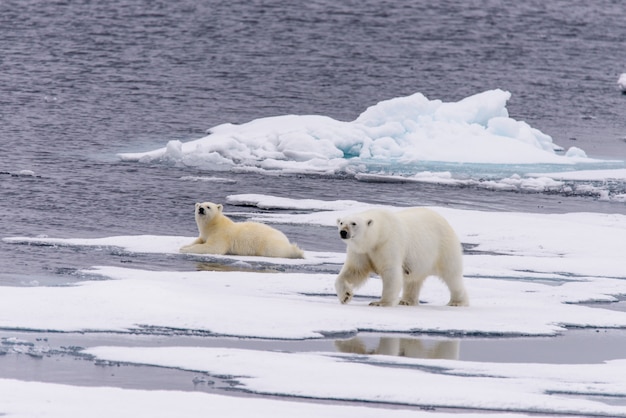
[350,222,357,226]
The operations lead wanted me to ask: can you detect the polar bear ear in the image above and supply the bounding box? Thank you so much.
[367,219,373,226]
[336,218,342,226]
[216,204,223,212]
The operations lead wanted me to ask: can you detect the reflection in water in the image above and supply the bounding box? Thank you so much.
[194,261,280,273]
[335,336,460,360]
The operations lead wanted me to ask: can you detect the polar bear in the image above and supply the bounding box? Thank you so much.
[180,202,304,258]
[335,207,468,307]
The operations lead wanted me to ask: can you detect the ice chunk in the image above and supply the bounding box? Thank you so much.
[119,90,593,174]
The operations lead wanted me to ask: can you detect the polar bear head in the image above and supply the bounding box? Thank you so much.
[196,201,222,216]
[337,214,374,249]
[195,201,223,226]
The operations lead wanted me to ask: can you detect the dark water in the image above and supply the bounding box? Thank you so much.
[0,0,625,399]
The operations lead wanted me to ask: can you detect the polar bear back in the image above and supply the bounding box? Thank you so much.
[359,207,462,278]
[226,221,295,256]
[397,208,462,275]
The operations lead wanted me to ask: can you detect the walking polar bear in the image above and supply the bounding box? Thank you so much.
[180,202,304,258]
[335,207,469,307]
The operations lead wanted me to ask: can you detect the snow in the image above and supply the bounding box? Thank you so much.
[2,195,626,416]
[118,90,596,175]
[1,378,473,418]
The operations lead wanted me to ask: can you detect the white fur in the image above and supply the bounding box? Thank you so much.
[180,202,304,258]
[335,208,469,307]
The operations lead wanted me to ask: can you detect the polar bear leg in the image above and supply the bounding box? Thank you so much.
[370,266,403,306]
[442,271,469,307]
[447,279,469,306]
[441,269,469,306]
[335,253,373,304]
[399,276,426,306]
[437,247,469,306]
[335,277,355,304]
[180,237,204,252]
[180,239,229,255]
[179,243,208,254]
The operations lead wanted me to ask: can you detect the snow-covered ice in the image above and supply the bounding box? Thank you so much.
[2,195,626,416]
[83,346,626,417]
[0,378,535,418]
[122,89,626,201]
[3,197,626,337]
[119,90,598,174]
[116,87,626,200]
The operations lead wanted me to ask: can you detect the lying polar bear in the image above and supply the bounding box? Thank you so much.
[335,207,469,307]
[180,202,304,258]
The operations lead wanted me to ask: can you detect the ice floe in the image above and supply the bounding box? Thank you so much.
[3,196,626,338]
[83,346,626,417]
[119,90,597,176]
[2,195,626,416]
[1,378,471,418]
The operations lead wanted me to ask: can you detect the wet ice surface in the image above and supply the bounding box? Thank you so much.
[2,329,626,416]
[2,196,626,416]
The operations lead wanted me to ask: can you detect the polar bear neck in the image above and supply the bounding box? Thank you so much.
[198,212,235,239]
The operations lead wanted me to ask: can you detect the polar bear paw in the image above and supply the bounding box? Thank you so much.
[447,291,469,306]
[369,300,394,307]
[340,291,353,304]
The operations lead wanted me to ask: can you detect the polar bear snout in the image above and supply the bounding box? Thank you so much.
[198,207,205,215]
[337,218,356,240]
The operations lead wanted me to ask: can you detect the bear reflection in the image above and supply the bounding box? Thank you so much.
[194,261,280,273]
[335,336,459,360]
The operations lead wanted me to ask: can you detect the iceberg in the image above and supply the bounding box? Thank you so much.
[119,90,592,175]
